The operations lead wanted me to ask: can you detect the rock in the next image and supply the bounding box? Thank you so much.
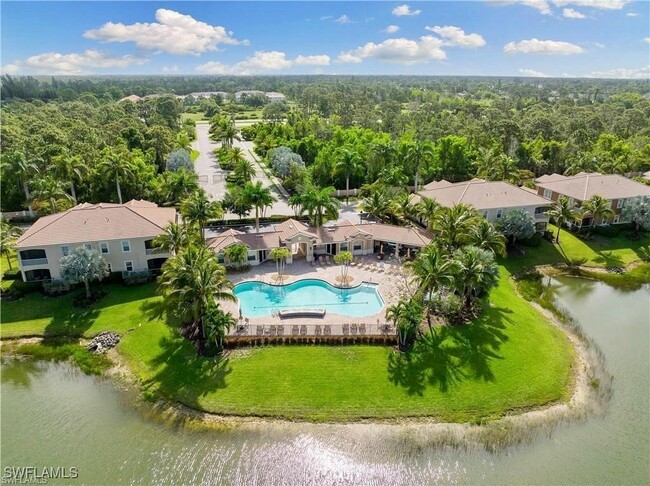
[87,331,120,353]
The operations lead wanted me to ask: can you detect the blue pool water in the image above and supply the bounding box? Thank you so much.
[233,279,384,317]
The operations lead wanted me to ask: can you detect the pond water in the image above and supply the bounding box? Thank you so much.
[1,278,648,484]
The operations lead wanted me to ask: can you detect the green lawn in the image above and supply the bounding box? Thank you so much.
[181,112,206,123]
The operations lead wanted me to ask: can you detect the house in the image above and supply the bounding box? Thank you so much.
[265,92,286,102]
[235,90,264,102]
[535,172,650,225]
[118,94,142,103]
[416,179,551,232]
[207,219,433,266]
[188,91,229,100]
[14,201,177,283]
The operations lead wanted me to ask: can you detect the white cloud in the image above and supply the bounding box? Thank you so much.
[425,25,486,47]
[162,65,179,73]
[383,25,400,34]
[338,36,446,65]
[294,54,331,66]
[562,8,586,18]
[519,68,549,77]
[320,15,333,20]
[644,37,650,44]
[587,65,649,79]
[504,38,585,54]
[392,4,422,16]
[335,14,353,24]
[2,49,148,74]
[197,51,330,74]
[83,8,245,56]
[551,0,629,10]
[486,0,553,15]
[626,12,638,16]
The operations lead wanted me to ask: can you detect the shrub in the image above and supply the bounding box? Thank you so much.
[166,148,193,172]
[519,233,543,247]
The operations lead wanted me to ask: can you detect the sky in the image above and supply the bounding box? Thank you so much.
[1,1,649,78]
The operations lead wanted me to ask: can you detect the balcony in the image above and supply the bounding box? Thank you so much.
[21,258,48,266]
[534,212,549,221]
[145,248,165,255]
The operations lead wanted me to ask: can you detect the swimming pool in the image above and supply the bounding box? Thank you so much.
[233,279,384,318]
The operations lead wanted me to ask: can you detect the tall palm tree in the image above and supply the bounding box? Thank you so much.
[1,151,40,216]
[581,195,615,237]
[301,185,340,227]
[204,306,237,353]
[335,148,364,203]
[30,176,73,214]
[369,142,396,182]
[453,245,500,309]
[287,193,303,217]
[180,191,223,240]
[226,146,247,167]
[153,222,192,256]
[242,181,276,232]
[233,158,256,184]
[162,169,200,206]
[53,150,87,205]
[406,245,455,319]
[546,196,579,243]
[361,190,392,222]
[468,219,507,257]
[414,197,441,229]
[433,204,480,250]
[0,219,22,271]
[100,147,134,204]
[406,141,434,191]
[209,116,240,148]
[475,146,498,179]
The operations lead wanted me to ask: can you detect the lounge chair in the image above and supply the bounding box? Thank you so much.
[359,323,366,335]
[315,325,322,336]
[326,255,332,265]
[292,325,299,335]
[351,324,358,335]
[342,324,350,335]
[318,256,324,266]
[256,325,264,336]
[324,324,332,335]
[300,325,307,335]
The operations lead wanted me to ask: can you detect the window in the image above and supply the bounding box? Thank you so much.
[340,243,348,251]
[568,197,575,207]
[353,243,363,251]
[121,240,131,253]
[100,242,109,254]
[482,210,489,219]
[247,254,256,261]
[106,263,112,273]
[20,249,46,261]
[217,255,225,263]
[617,199,625,209]
[543,189,552,199]
[61,245,69,257]
[124,261,134,272]
[84,243,92,250]
[613,215,620,224]
[496,209,503,219]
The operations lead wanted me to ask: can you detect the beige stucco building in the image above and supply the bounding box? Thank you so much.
[15,200,177,282]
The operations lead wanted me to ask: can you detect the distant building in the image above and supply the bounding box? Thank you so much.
[118,94,141,103]
[265,92,286,102]
[188,91,229,100]
[234,90,264,102]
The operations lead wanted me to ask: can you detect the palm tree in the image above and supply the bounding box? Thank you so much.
[180,191,223,240]
[301,185,340,227]
[475,146,498,179]
[158,244,236,338]
[233,158,256,184]
[209,116,240,148]
[288,193,303,217]
[0,219,22,271]
[176,131,192,153]
[30,176,73,214]
[242,181,276,232]
[546,196,579,243]
[203,306,237,353]
[390,191,416,223]
[53,150,87,205]
[335,148,364,203]
[226,146,247,167]
[414,197,441,229]
[386,298,423,349]
[153,222,192,256]
[162,169,200,206]
[433,204,479,250]
[369,142,396,181]
[468,219,507,257]
[406,246,455,324]
[270,247,290,280]
[100,147,134,204]
[405,141,434,191]
[1,150,40,216]
[581,195,615,237]
[453,245,500,310]
[223,243,248,269]
[361,190,392,222]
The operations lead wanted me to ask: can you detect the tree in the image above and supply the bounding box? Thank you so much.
[176,131,192,153]
[469,219,507,257]
[153,222,192,256]
[233,158,256,184]
[209,115,240,148]
[334,251,353,282]
[386,298,423,349]
[30,176,73,214]
[498,208,535,246]
[301,185,340,227]
[405,141,434,190]
[270,247,290,280]
[153,169,199,206]
[100,147,134,204]
[262,101,288,124]
[269,146,304,178]
[225,146,247,169]
[224,243,248,269]
[452,245,499,310]
[53,150,87,204]
[166,148,193,172]
[390,191,416,223]
[546,196,579,243]
[203,305,236,354]
[335,148,364,203]
[0,219,22,270]
[433,204,479,250]
[361,189,392,222]
[242,181,276,232]
[621,196,650,237]
[581,195,615,237]
[222,186,253,219]
[60,247,109,299]
[180,191,223,240]
[288,193,303,217]
[144,125,174,172]
[1,150,39,216]
[414,197,441,229]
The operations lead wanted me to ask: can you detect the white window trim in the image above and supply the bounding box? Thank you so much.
[496,209,503,219]
[482,210,489,219]
[100,242,110,254]
[84,243,92,250]
[124,261,134,272]
[616,199,625,209]
[543,189,552,199]
[61,245,69,257]
[121,240,131,253]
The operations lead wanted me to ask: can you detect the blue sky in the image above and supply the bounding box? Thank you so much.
[1,1,648,78]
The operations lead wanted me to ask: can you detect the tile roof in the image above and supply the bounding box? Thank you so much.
[16,200,176,248]
[363,223,433,247]
[207,230,281,253]
[535,173,650,201]
[417,179,550,210]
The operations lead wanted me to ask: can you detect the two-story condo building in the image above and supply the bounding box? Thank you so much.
[15,200,177,283]
[535,172,650,226]
[416,179,551,232]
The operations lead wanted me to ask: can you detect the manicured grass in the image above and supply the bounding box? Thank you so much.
[181,112,206,123]
[1,252,19,291]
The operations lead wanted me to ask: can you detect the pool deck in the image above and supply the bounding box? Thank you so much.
[223,257,412,336]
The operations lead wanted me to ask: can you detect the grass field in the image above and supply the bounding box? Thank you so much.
[181,112,206,123]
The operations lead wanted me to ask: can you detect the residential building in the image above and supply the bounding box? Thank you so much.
[535,172,650,225]
[15,201,177,282]
[188,91,229,100]
[207,219,432,266]
[118,94,141,103]
[265,92,286,102]
[234,90,264,102]
[416,179,551,231]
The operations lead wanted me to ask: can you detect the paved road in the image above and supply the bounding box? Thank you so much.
[193,122,362,225]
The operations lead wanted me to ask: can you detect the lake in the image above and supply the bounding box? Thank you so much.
[1,277,648,484]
